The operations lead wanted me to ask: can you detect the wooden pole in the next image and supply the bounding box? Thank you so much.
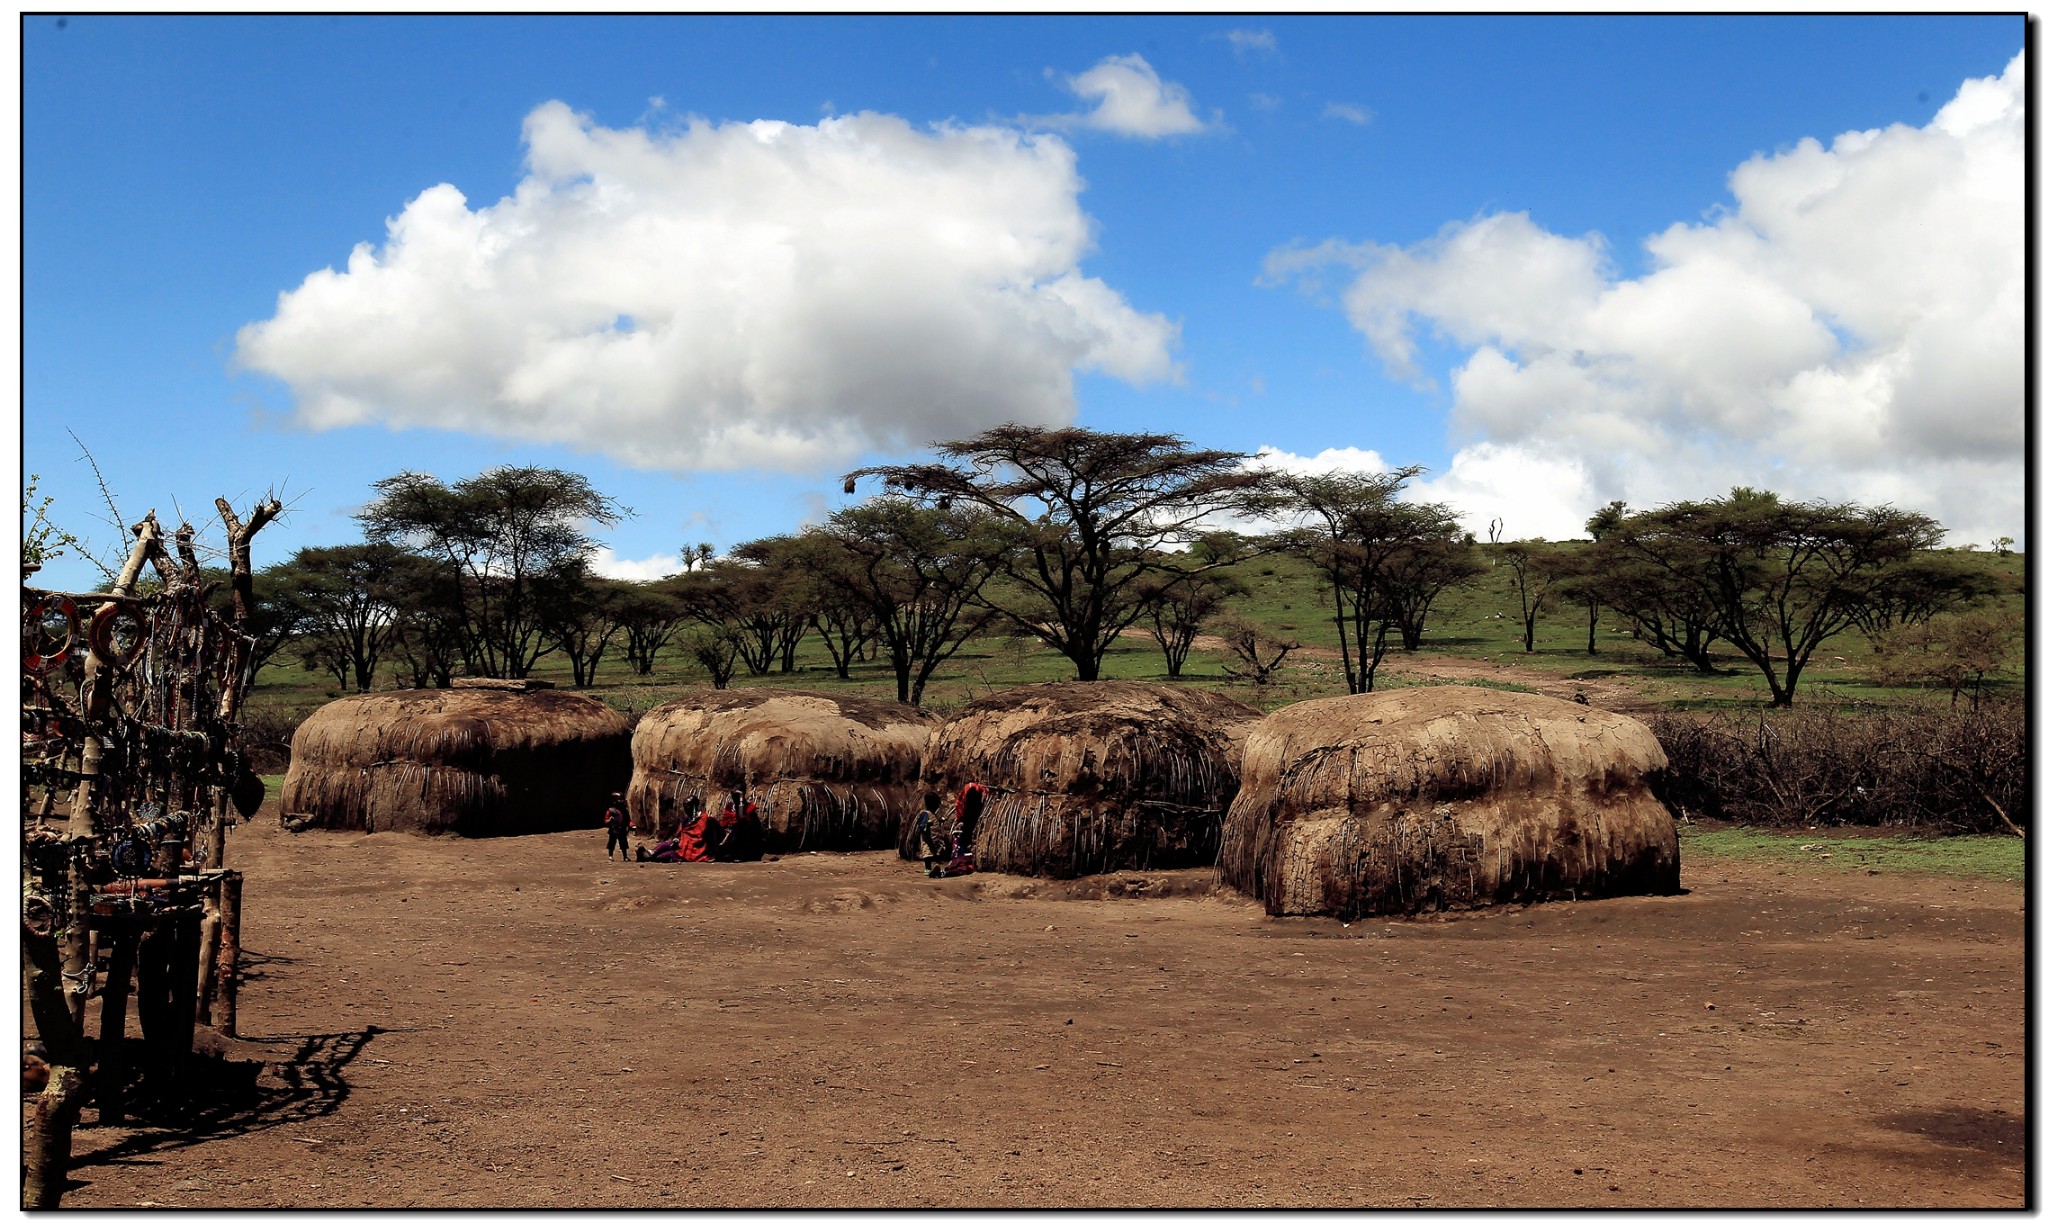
[166,909,201,1068]
[212,496,280,875]
[194,878,222,1029]
[95,926,138,1127]
[22,928,89,1209]
[213,872,244,1038]
[66,513,164,1024]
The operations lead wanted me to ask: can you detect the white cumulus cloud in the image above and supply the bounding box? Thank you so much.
[237,102,1179,474]
[1322,102,1373,126]
[1221,29,1279,60]
[1266,53,2025,546]
[1060,54,1210,138]
[589,548,683,582]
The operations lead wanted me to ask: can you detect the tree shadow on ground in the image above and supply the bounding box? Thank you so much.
[69,1025,386,1174]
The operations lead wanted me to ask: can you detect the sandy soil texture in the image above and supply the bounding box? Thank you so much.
[53,813,2024,1208]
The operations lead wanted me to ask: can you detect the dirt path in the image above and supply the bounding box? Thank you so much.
[57,816,2024,1208]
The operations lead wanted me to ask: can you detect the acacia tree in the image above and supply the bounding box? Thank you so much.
[616,578,692,676]
[1497,540,1566,653]
[805,498,1006,704]
[1549,545,1608,655]
[360,466,624,678]
[1239,466,1462,694]
[1610,488,1943,707]
[1135,536,1246,679]
[1384,531,1485,649]
[847,426,1260,681]
[728,536,820,674]
[675,561,760,687]
[224,562,317,678]
[542,567,631,688]
[384,554,467,688]
[275,542,408,690]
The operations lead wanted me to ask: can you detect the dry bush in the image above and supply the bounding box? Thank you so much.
[236,703,308,774]
[1645,699,2025,834]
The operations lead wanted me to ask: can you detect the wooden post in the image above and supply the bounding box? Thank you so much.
[22,928,89,1209]
[211,872,244,1038]
[66,513,164,1024]
[166,908,200,1065]
[95,926,137,1127]
[194,877,222,1028]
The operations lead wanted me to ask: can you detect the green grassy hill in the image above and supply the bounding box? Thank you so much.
[245,545,2024,724]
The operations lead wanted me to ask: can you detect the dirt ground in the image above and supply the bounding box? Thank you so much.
[52,809,2025,1209]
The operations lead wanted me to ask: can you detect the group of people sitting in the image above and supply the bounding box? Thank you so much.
[617,791,766,864]
[911,781,987,878]
[604,780,990,875]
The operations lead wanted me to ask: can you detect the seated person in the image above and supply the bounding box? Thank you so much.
[911,791,949,877]
[719,796,765,862]
[636,797,709,863]
[674,801,714,863]
[947,782,988,874]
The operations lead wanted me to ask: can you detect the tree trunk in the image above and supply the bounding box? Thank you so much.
[23,927,88,1208]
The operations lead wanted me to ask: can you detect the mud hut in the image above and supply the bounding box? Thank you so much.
[280,684,632,836]
[628,689,937,851]
[917,681,1264,878]
[1218,686,1680,919]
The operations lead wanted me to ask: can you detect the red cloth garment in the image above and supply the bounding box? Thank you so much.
[675,813,712,863]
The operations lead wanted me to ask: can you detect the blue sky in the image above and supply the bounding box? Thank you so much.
[23,14,2025,589]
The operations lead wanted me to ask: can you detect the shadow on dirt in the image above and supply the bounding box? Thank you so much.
[70,1026,385,1172]
[1878,1106,2024,1157]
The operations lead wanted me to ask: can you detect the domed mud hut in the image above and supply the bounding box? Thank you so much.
[1218,686,1680,919]
[917,681,1264,879]
[280,683,632,836]
[627,689,937,851]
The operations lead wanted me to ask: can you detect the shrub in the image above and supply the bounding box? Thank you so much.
[236,702,308,773]
[1646,699,2025,834]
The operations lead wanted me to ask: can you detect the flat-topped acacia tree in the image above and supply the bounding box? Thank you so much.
[846,425,1261,682]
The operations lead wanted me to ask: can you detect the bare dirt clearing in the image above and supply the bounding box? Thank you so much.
[57,812,2023,1208]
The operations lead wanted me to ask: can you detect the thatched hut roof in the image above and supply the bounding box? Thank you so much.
[918,681,1263,879]
[628,688,937,851]
[1217,686,1680,919]
[280,688,631,836]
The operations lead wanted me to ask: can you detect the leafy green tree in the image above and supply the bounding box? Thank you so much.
[727,536,819,674]
[1384,531,1485,649]
[1238,466,1462,693]
[384,554,467,688]
[1584,500,1629,541]
[1876,608,2020,706]
[848,425,1259,681]
[278,542,409,690]
[542,566,631,688]
[615,578,692,677]
[359,466,625,678]
[1846,550,2000,637]
[1547,543,1608,655]
[1610,488,1943,707]
[804,498,1007,705]
[675,561,761,686]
